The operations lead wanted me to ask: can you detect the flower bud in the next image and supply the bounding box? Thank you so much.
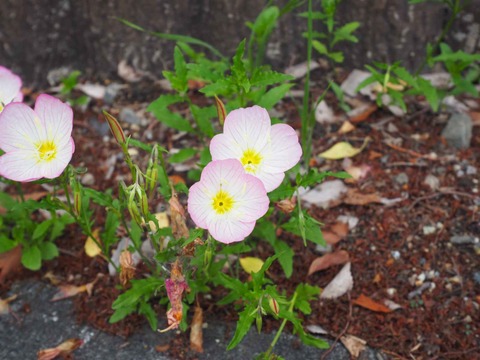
[275,197,296,214]
[73,182,82,216]
[139,189,149,216]
[128,201,143,226]
[214,96,226,126]
[102,110,126,145]
[268,296,280,316]
[256,312,262,333]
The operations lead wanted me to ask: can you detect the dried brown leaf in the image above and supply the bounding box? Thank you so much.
[353,294,392,313]
[347,103,377,123]
[320,262,353,299]
[51,278,98,302]
[308,250,350,276]
[37,338,83,360]
[0,245,22,284]
[0,294,18,315]
[190,305,204,353]
[340,334,367,358]
[343,188,382,205]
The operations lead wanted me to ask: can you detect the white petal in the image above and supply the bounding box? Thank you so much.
[208,218,256,244]
[0,103,43,152]
[0,151,42,182]
[223,106,271,152]
[261,124,302,174]
[34,94,73,148]
[254,170,285,192]
[0,71,22,105]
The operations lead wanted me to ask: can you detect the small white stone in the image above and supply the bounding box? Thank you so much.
[391,250,401,260]
[386,288,397,296]
[423,225,436,235]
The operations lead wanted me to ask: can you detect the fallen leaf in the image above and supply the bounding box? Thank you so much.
[0,294,17,315]
[340,69,373,98]
[51,278,98,301]
[76,83,106,99]
[85,228,102,257]
[190,305,204,353]
[239,257,264,274]
[343,188,382,205]
[37,338,83,360]
[342,158,371,181]
[347,103,377,123]
[338,121,355,134]
[337,215,359,230]
[306,324,329,335]
[0,245,22,283]
[147,212,170,232]
[353,294,393,313]
[308,250,350,275]
[322,221,349,245]
[340,334,367,358]
[368,150,382,160]
[117,60,144,82]
[383,299,402,311]
[319,137,370,160]
[285,60,320,79]
[470,111,480,126]
[155,344,170,352]
[322,231,342,245]
[43,271,62,286]
[320,262,353,299]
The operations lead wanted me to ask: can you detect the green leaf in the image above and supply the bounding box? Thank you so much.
[32,220,52,241]
[110,305,136,323]
[250,69,294,87]
[190,104,215,137]
[112,278,164,310]
[332,21,360,46]
[21,245,42,270]
[0,236,17,253]
[169,148,197,163]
[257,83,294,109]
[328,51,344,63]
[282,212,325,245]
[39,242,59,260]
[227,304,256,350]
[148,94,193,132]
[139,301,158,331]
[199,79,233,97]
[231,39,250,92]
[312,40,328,55]
[417,77,439,112]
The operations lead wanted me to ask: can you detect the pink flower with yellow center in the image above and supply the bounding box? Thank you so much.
[210,105,302,192]
[0,94,75,182]
[0,66,23,113]
[188,159,269,244]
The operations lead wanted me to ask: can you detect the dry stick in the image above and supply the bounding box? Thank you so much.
[408,187,476,211]
[320,292,353,360]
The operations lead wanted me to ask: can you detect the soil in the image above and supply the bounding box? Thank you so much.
[1,72,479,360]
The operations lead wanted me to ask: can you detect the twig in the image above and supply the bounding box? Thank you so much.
[408,187,477,211]
[320,292,352,360]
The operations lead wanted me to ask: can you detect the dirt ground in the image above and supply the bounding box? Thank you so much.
[1,71,479,359]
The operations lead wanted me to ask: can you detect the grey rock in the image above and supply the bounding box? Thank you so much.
[120,108,141,125]
[441,113,473,149]
[81,173,95,186]
[47,66,72,86]
[88,116,110,137]
[466,165,477,175]
[394,172,409,185]
[473,272,480,285]
[424,174,440,190]
[450,235,479,245]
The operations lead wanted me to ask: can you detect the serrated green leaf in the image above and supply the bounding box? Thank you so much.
[227,304,256,350]
[190,104,215,137]
[139,301,158,331]
[250,69,294,87]
[332,21,360,46]
[148,94,193,132]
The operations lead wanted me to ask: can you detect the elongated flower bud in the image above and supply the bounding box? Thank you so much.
[128,201,143,226]
[268,296,280,316]
[103,110,126,145]
[73,182,82,216]
[214,96,226,126]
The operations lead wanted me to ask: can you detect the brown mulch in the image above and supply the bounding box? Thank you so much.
[1,79,479,360]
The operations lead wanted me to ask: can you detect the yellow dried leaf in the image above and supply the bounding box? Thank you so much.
[338,121,355,134]
[239,257,264,274]
[190,305,204,353]
[85,228,102,257]
[37,338,83,360]
[319,137,370,160]
[147,212,169,232]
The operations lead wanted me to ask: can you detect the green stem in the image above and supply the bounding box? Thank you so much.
[264,291,298,358]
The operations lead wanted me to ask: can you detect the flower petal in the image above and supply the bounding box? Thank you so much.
[187,182,214,229]
[0,70,22,105]
[0,103,43,152]
[262,124,302,174]
[208,218,256,244]
[0,150,42,182]
[34,94,73,148]
[253,170,285,192]
[231,174,268,222]
[199,159,246,195]
[210,133,242,161]
[222,106,271,152]
[36,137,74,179]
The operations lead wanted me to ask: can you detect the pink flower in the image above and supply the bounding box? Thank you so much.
[0,94,75,182]
[210,105,302,192]
[0,66,23,112]
[188,159,269,244]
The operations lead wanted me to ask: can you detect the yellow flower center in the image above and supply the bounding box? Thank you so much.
[212,189,234,215]
[240,149,262,174]
[36,140,57,162]
[0,102,4,113]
